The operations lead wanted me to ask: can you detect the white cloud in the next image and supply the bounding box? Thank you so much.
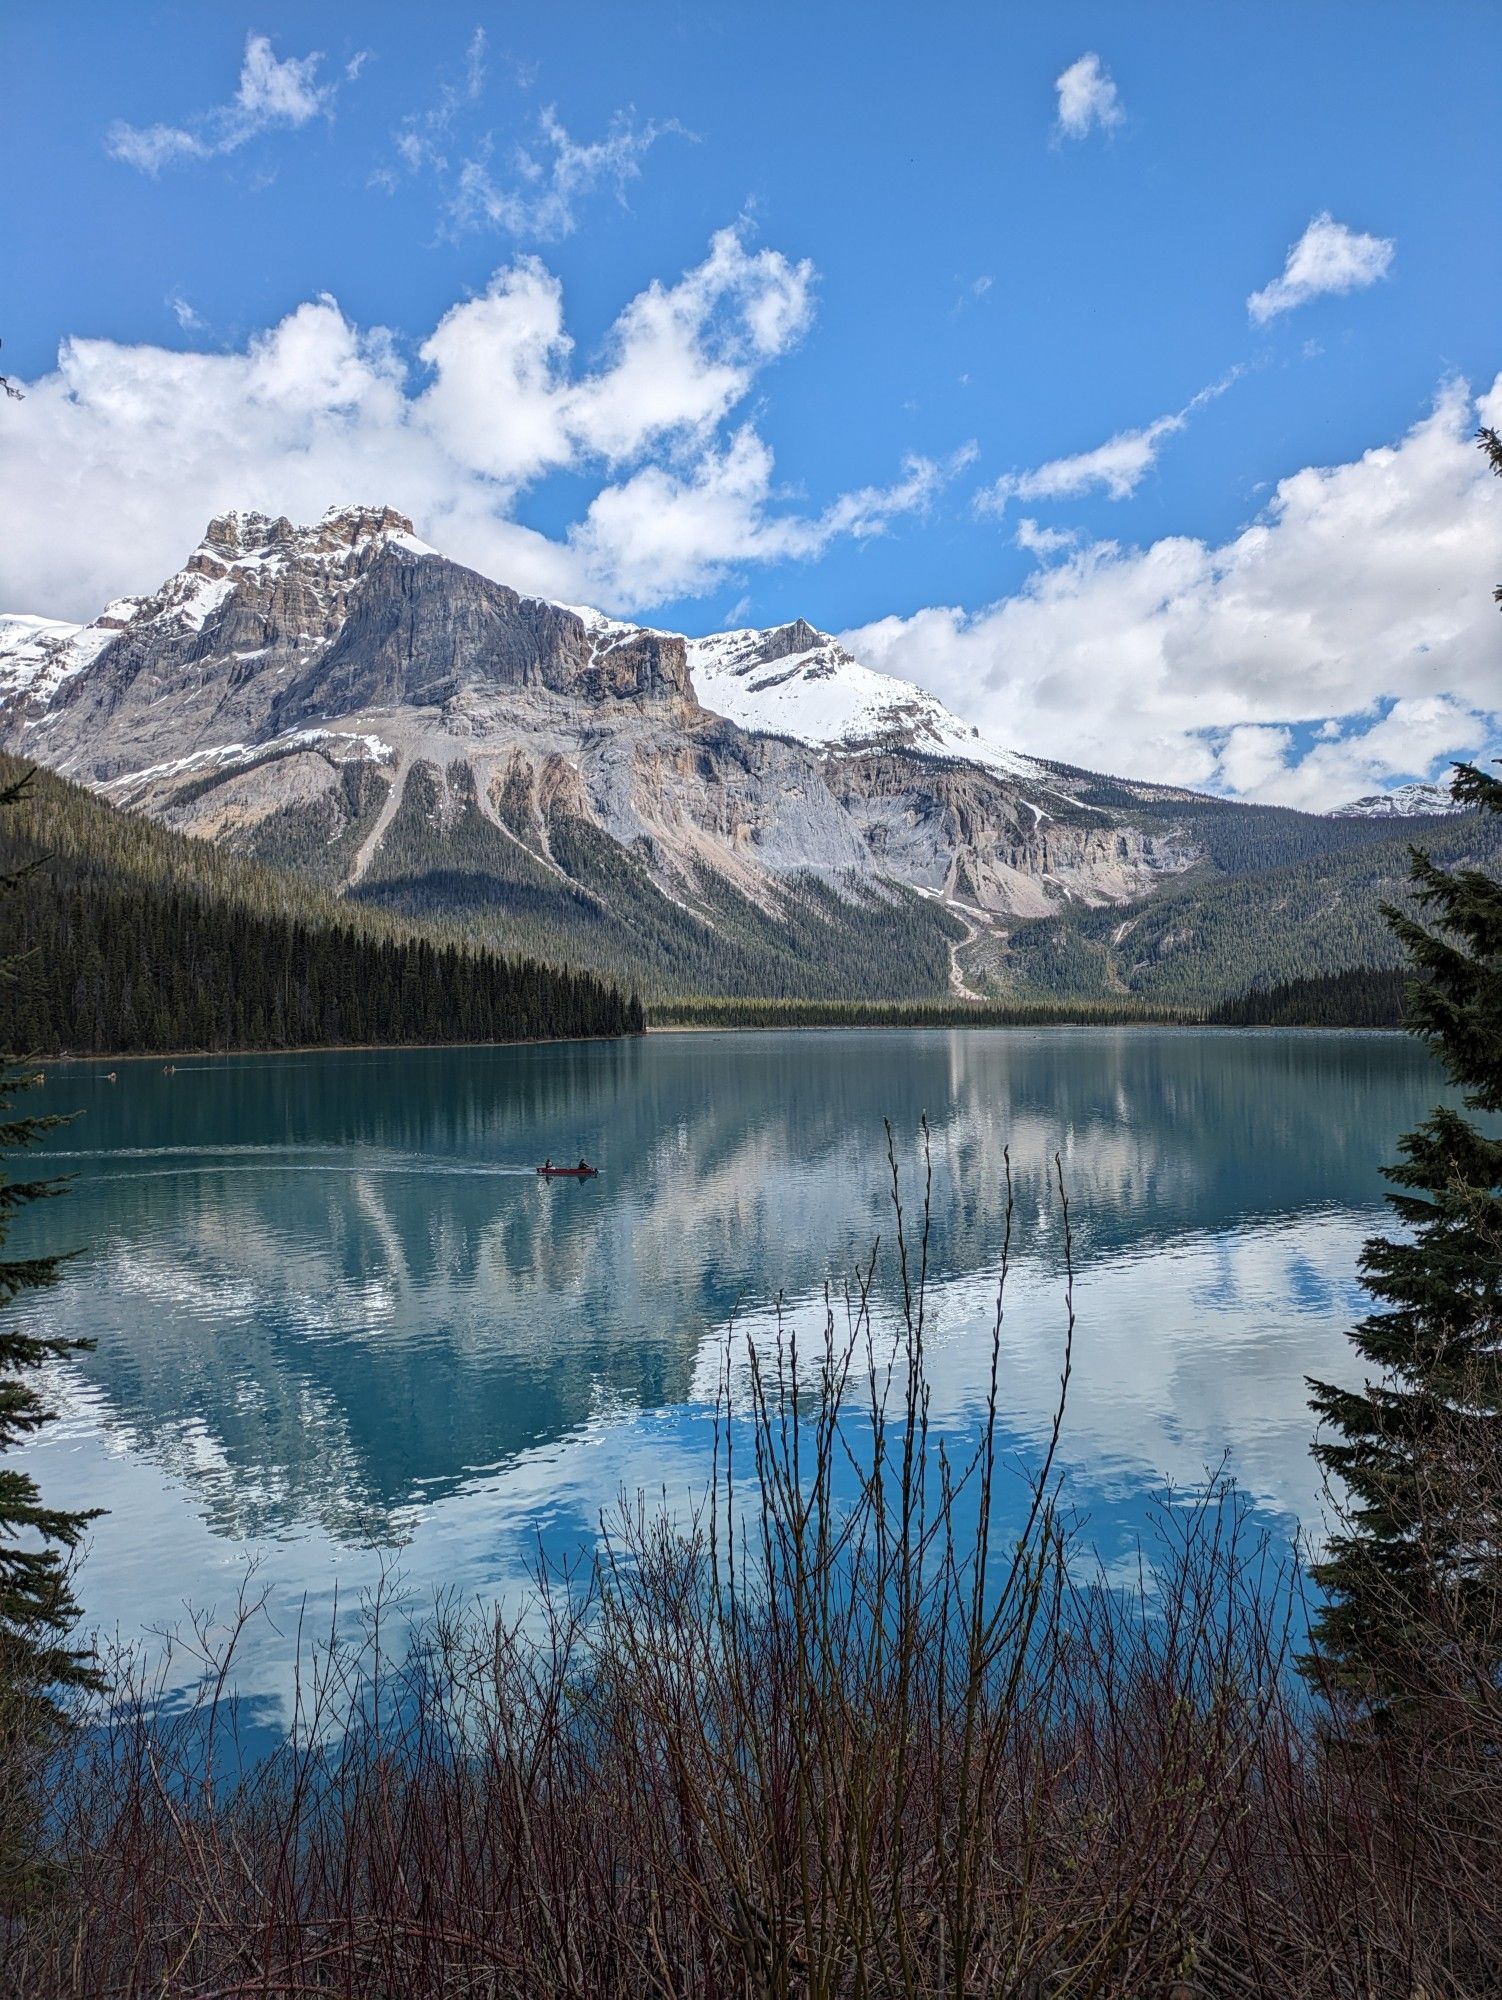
[977,371,1239,512]
[1214,723,1295,795]
[1247,212,1395,325]
[1013,519,1077,557]
[414,226,815,487]
[846,375,1502,808]
[949,274,993,319]
[571,440,972,606]
[982,413,1180,509]
[1053,53,1124,141]
[820,444,975,540]
[450,106,686,241]
[383,34,685,245]
[1237,695,1490,809]
[384,28,488,180]
[107,33,341,173]
[167,294,206,332]
[0,229,943,621]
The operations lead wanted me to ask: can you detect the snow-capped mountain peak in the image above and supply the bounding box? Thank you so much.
[0,505,436,711]
[0,501,1208,971]
[686,620,1039,779]
[163,504,438,634]
[1328,779,1464,819]
[194,503,436,570]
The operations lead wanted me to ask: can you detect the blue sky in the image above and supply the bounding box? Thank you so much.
[4,1,1500,805]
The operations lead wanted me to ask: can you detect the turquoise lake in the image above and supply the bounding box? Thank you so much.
[12,1028,1443,1717]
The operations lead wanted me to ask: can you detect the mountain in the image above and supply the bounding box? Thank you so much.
[1001,801,1502,1008]
[1329,779,1463,819]
[0,505,1201,999]
[1,503,1477,1006]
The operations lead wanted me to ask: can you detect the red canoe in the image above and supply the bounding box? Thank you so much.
[537,1165,600,1178]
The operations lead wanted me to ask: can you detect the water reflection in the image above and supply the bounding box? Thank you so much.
[14,1030,1441,1693]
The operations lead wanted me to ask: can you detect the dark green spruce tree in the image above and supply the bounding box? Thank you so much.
[1306,429,1502,1713]
[0,774,101,1903]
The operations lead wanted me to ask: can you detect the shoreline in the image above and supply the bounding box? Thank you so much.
[32,1019,1403,1062]
[34,1030,642,1065]
[647,1020,1402,1036]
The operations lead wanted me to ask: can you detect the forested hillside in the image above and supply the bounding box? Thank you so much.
[0,759,642,1054]
[1002,804,1502,1007]
[1208,966,1408,1028]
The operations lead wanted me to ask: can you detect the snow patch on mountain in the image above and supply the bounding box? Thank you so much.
[102,729,396,796]
[687,622,1040,778]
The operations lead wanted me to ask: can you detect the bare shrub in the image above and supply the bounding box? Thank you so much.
[4,1135,1499,1997]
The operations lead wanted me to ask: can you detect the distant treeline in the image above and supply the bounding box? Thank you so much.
[0,759,642,1055]
[1207,965,1408,1029]
[649,994,1196,1030]
[654,972,1412,1032]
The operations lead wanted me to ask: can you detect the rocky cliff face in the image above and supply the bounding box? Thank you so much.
[16,507,701,786]
[270,553,697,733]
[0,504,1202,995]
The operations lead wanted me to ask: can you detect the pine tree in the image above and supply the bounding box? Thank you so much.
[0,776,101,1724]
[1305,429,1502,1713]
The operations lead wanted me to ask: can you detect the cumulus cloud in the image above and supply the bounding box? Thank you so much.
[976,371,1239,512]
[1247,212,1395,324]
[1241,695,1491,809]
[1214,723,1296,795]
[413,226,815,486]
[107,33,341,173]
[572,440,973,605]
[846,375,1502,809]
[0,228,941,621]
[1053,53,1124,141]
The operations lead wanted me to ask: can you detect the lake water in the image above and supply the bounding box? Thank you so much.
[13,1028,1442,1718]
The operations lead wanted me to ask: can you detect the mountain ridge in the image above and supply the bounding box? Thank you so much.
[1,502,1472,1004]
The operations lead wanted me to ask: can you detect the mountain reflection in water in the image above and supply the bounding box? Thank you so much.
[13,1028,1441,1703]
